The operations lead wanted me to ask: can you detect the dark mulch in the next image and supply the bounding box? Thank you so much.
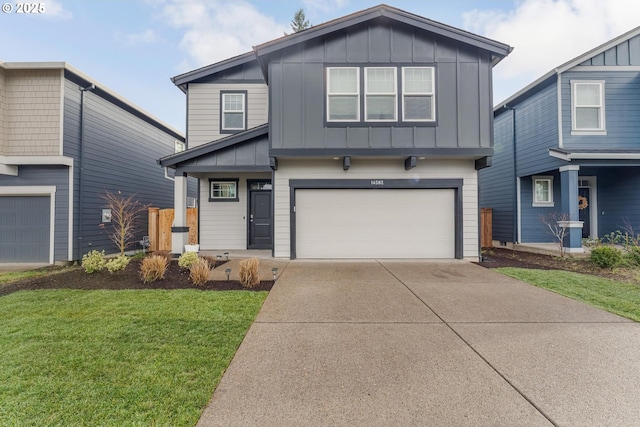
[477,247,639,283]
[0,259,273,297]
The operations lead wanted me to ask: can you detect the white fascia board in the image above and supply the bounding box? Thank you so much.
[0,163,18,176]
[548,150,571,161]
[570,153,640,160]
[0,155,74,166]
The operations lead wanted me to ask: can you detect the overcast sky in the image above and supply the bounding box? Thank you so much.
[1,0,639,133]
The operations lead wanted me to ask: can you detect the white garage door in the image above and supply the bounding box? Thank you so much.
[295,189,455,259]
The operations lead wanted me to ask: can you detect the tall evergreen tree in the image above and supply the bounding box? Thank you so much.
[290,8,310,33]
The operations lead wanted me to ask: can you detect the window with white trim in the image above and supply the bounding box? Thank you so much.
[174,140,185,153]
[571,81,605,134]
[402,67,435,121]
[533,176,554,207]
[221,92,246,131]
[365,67,396,121]
[327,67,359,121]
[209,179,239,202]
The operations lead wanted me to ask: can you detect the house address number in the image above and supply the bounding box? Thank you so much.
[370,180,384,186]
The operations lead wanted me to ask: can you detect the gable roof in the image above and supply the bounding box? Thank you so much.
[159,123,268,168]
[495,25,640,114]
[171,4,512,89]
[254,4,511,65]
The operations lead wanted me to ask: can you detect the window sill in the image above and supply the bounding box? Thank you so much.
[571,130,607,136]
[532,202,555,208]
[208,198,239,203]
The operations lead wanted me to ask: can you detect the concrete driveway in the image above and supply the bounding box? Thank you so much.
[197,260,640,426]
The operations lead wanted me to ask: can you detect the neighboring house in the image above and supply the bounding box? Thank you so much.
[160,4,511,260]
[480,27,640,253]
[0,61,190,264]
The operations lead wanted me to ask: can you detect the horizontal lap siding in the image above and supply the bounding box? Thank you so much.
[188,83,268,148]
[519,175,561,243]
[274,158,479,259]
[196,172,271,250]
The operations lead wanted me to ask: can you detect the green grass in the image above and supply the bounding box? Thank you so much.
[496,268,640,321]
[0,289,267,426]
[0,267,74,286]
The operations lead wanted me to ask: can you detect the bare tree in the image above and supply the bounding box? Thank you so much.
[100,191,149,255]
[539,212,571,257]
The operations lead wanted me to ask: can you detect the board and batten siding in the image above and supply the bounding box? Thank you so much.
[2,68,62,156]
[196,172,271,250]
[274,158,479,260]
[0,165,69,261]
[63,78,184,258]
[187,83,268,148]
[268,20,494,151]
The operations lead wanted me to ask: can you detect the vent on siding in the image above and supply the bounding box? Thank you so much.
[187,197,198,208]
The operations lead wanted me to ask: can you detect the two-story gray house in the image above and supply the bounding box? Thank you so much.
[0,62,189,264]
[480,26,640,253]
[160,4,511,260]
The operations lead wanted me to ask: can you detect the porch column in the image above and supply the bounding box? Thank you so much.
[559,165,583,253]
[171,173,189,255]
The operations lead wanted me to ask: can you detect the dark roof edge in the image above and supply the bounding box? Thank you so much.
[171,51,256,88]
[159,123,268,167]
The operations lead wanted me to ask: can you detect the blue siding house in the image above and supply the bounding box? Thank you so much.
[479,27,640,253]
[161,4,511,261]
[0,62,192,263]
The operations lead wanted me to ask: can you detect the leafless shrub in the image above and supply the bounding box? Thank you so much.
[539,212,571,257]
[238,258,260,288]
[100,191,149,255]
[140,255,168,283]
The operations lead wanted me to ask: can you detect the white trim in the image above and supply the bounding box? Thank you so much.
[67,163,74,262]
[401,66,436,122]
[549,150,571,161]
[364,67,397,122]
[326,67,360,122]
[557,73,563,148]
[0,186,57,264]
[59,68,65,156]
[572,65,640,72]
[563,246,585,254]
[164,167,175,181]
[532,175,554,207]
[558,220,583,228]
[571,152,640,160]
[221,92,246,131]
[570,80,606,133]
[0,164,18,176]
[559,165,580,172]
[0,155,74,166]
[516,177,522,243]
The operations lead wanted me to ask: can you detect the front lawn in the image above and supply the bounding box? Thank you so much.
[0,289,267,426]
[496,268,640,322]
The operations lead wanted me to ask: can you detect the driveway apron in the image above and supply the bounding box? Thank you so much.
[197,260,640,427]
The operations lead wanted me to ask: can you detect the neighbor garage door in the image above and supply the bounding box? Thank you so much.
[295,189,455,258]
[0,196,50,262]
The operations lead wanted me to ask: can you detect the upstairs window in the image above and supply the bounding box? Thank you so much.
[402,67,435,121]
[365,67,396,121]
[571,81,605,134]
[221,92,246,132]
[174,140,185,153]
[327,67,359,121]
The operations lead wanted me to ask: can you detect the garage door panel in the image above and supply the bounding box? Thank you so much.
[296,189,455,259]
[0,196,50,262]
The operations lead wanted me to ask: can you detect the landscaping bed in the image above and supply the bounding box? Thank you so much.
[0,258,274,297]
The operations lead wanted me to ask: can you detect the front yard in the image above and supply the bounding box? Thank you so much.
[0,289,267,426]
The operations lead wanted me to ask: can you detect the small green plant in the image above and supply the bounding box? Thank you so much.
[130,252,146,260]
[81,250,106,274]
[624,246,640,267]
[590,246,623,269]
[189,258,211,286]
[178,251,199,269]
[105,255,130,273]
[140,255,168,283]
[238,258,260,288]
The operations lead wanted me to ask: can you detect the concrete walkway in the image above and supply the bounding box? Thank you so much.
[197,260,640,426]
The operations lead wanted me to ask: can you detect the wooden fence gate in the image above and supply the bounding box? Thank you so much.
[148,207,198,252]
[480,208,492,248]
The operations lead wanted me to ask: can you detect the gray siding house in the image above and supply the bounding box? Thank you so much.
[0,62,190,263]
[479,26,640,252]
[160,5,511,260]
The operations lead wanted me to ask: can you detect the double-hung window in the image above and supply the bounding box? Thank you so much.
[221,92,246,132]
[571,81,605,134]
[532,176,554,207]
[327,67,359,121]
[365,67,396,121]
[402,67,435,121]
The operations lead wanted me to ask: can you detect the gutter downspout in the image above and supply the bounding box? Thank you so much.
[77,83,95,260]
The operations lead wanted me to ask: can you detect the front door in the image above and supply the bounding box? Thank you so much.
[579,187,591,238]
[248,186,272,249]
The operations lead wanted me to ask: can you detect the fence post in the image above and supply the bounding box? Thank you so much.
[148,207,160,252]
[481,208,493,248]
